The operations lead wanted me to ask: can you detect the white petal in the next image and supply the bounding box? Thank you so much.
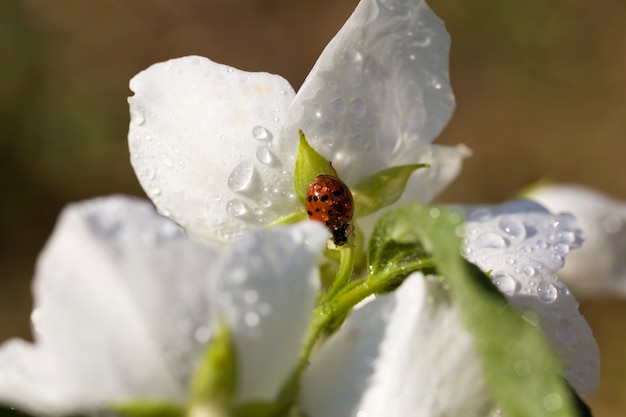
[0,196,218,415]
[283,0,455,185]
[529,184,626,296]
[210,222,328,403]
[129,56,301,245]
[301,274,490,417]
[461,200,600,396]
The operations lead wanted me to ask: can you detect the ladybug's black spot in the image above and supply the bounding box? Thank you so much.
[307,195,312,203]
[307,210,313,216]
[315,208,320,212]
[321,194,329,202]
[332,190,342,197]
[313,195,319,202]
[337,206,344,213]
[328,210,333,216]
[339,185,345,193]
[325,221,331,226]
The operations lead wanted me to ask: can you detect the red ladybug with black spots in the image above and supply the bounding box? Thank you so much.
[306,174,354,246]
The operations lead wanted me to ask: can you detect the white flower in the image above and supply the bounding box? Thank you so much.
[528,183,626,296]
[0,196,328,415]
[127,0,468,245]
[460,199,600,397]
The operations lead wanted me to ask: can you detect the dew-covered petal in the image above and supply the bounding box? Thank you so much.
[529,184,626,296]
[210,222,327,403]
[301,274,491,417]
[460,200,600,396]
[129,56,301,245]
[0,196,218,415]
[283,0,455,185]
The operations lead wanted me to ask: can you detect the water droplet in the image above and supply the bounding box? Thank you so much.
[552,242,570,255]
[493,273,519,295]
[318,121,334,135]
[429,208,440,219]
[543,393,563,412]
[499,216,526,241]
[161,153,174,167]
[272,115,280,123]
[603,214,623,234]
[521,310,539,326]
[469,208,492,221]
[557,212,577,228]
[258,302,272,316]
[256,147,275,165]
[408,54,416,60]
[131,106,145,126]
[505,257,515,265]
[514,359,532,376]
[537,282,557,303]
[194,326,212,343]
[350,99,367,116]
[226,199,248,217]
[226,67,234,73]
[229,267,247,284]
[143,168,156,180]
[244,312,260,327]
[228,161,256,193]
[244,290,259,304]
[149,186,161,196]
[331,98,346,114]
[476,232,507,249]
[522,265,536,277]
[536,239,548,249]
[252,125,272,141]
[412,32,432,47]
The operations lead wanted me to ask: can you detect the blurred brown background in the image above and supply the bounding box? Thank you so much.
[1,0,624,415]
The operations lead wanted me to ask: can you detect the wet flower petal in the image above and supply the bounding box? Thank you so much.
[211,222,327,403]
[301,274,490,417]
[0,196,217,414]
[0,197,328,415]
[128,0,464,245]
[461,200,600,396]
[529,184,626,296]
[128,56,300,245]
[284,0,456,185]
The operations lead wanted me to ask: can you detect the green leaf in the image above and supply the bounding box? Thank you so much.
[114,402,185,417]
[370,203,582,417]
[351,164,429,217]
[293,130,336,203]
[189,320,237,407]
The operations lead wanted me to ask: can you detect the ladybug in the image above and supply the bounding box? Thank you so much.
[306,174,354,246]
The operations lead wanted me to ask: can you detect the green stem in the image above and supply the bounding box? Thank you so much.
[323,246,354,302]
[277,257,436,405]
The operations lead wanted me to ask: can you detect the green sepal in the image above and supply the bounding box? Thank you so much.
[367,204,430,277]
[293,130,336,203]
[351,163,429,218]
[113,402,185,417]
[267,211,308,227]
[370,203,581,417]
[189,320,237,406]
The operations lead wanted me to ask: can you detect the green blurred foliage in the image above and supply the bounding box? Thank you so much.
[0,0,624,416]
